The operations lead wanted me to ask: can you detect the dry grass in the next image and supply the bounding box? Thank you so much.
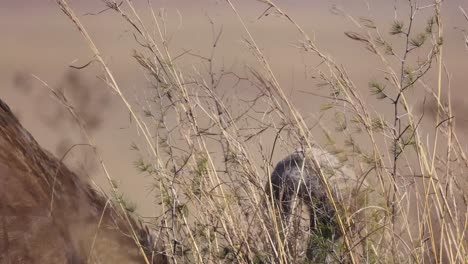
[54,0,467,263]
[0,97,167,264]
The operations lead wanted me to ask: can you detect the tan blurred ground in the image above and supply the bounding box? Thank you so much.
[1,0,467,216]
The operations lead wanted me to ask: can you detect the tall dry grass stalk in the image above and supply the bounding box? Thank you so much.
[55,0,466,263]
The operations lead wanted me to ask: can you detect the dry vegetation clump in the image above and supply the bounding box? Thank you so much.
[51,0,467,263]
[0,99,168,263]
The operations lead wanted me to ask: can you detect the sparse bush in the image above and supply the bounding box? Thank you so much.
[56,0,467,263]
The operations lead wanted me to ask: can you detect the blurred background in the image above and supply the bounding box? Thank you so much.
[1,0,467,216]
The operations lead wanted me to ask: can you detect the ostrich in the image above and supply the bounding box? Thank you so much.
[266,146,361,261]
